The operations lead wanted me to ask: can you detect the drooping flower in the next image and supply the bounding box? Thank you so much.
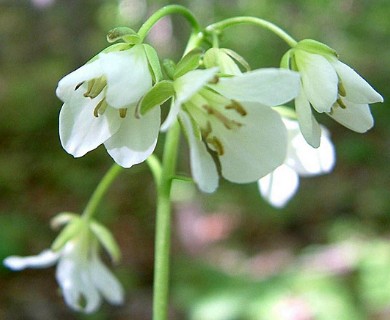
[4,215,123,313]
[259,118,335,208]
[159,65,301,193]
[56,44,160,167]
[282,39,383,147]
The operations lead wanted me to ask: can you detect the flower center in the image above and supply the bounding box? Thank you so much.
[75,77,128,119]
[185,89,247,156]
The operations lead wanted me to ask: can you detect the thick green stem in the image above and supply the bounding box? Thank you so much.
[138,5,201,41]
[82,164,123,221]
[206,16,297,47]
[153,121,181,320]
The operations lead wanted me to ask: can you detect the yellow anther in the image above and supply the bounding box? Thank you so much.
[337,98,347,109]
[119,108,128,118]
[206,136,224,156]
[225,100,247,116]
[202,105,243,130]
[338,81,346,97]
[201,121,212,139]
[208,75,219,84]
[94,99,108,117]
[84,76,107,99]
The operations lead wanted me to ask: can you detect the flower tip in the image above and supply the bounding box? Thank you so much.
[3,256,25,270]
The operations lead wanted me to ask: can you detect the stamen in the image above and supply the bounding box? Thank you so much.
[329,98,348,115]
[201,121,212,139]
[202,105,243,130]
[337,98,347,109]
[208,76,219,84]
[84,76,107,99]
[119,108,127,118]
[225,100,247,116]
[93,99,108,117]
[338,80,346,97]
[206,136,224,156]
[84,79,95,97]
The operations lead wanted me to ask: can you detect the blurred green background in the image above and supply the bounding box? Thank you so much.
[0,0,389,319]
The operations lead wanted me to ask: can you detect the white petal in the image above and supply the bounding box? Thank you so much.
[287,122,336,176]
[327,100,374,133]
[56,243,101,313]
[59,89,122,157]
[3,250,59,270]
[333,60,383,104]
[104,107,160,167]
[295,51,338,113]
[100,46,152,109]
[90,254,124,305]
[161,68,218,131]
[210,68,300,106]
[56,59,104,102]
[160,99,181,132]
[259,165,299,208]
[295,88,321,148]
[174,68,219,105]
[179,112,219,193]
[216,102,287,183]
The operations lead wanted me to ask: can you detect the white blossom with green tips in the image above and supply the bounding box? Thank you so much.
[3,215,123,313]
[282,39,383,147]
[259,118,335,208]
[56,44,160,168]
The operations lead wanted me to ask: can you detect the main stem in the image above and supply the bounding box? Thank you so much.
[153,121,181,320]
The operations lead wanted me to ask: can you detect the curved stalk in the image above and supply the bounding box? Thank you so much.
[82,164,123,221]
[206,16,297,47]
[138,5,201,41]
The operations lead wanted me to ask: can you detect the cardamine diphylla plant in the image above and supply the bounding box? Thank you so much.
[3,5,383,319]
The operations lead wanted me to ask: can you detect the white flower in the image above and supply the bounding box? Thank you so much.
[162,67,301,193]
[56,44,160,167]
[3,219,124,313]
[259,118,335,208]
[283,39,383,147]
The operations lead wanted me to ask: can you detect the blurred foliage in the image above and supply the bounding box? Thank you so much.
[0,0,389,319]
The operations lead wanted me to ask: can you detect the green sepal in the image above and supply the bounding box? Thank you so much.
[280,49,293,69]
[139,80,174,115]
[296,39,338,58]
[174,48,203,79]
[203,48,221,69]
[51,217,83,251]
[107,27,141,44]
[163,59,176,80]
[90,220,121,263]
[87,43,132,64]
[101,43,132,53]
[221,48,251,72]
[143,44,163,83]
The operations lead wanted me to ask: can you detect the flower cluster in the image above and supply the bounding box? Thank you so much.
[56,37,381,196]
[4,8,384,314]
